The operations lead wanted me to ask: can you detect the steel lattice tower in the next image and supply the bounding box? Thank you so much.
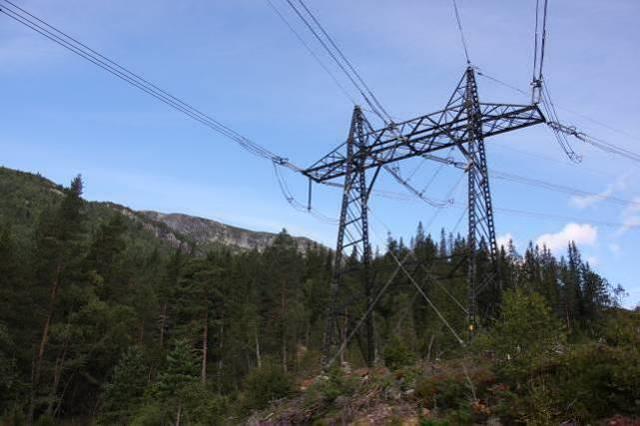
[304,66,545,366]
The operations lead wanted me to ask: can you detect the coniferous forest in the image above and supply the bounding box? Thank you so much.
[0,168,638,425]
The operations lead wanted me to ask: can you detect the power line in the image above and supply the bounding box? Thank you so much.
[548,121,640,164]
[532,0,540,83]
[281,0,392,124]
[477,69,640,146]
[558,106,640,145]
[476,69,640,167]
[294,0,392,122]
[492,170,640,208]
[476,69,529,97]
[531,0,549,103]
[452,0,471,65]
[389,169,635,229]
[0,1,299,172]
[273,164,339,224]
[265,0,358,105]
[492,205,633,229]
[539,84,582,162]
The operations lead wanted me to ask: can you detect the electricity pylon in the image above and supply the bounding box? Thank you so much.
[303,66,545,366]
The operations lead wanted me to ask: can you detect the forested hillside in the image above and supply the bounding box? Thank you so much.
[0,169,638,425]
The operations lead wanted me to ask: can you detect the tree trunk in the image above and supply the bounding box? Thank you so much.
[217,321,224,393]
[46,339,68,416]
[201,307,208,384]
[175,403,182,426]
[28,264,63,425]
[159,303,168,348]
[138,319,145,344]
[281,288,287,372]
[255,330,262,368]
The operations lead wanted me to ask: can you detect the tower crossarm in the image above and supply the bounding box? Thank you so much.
[304,103,545,183]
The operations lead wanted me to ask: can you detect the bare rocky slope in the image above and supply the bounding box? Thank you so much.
[139,210,316,252]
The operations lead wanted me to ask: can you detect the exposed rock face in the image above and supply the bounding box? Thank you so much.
[0,166,318,253]
[139,211,316,252]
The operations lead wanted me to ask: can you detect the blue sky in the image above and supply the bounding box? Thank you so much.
[1,0,638,307]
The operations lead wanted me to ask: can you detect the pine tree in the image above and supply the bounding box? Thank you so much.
[99,346,148,425]
[28,175,86,425]
[173,255,223,385]
[151,339,199,425]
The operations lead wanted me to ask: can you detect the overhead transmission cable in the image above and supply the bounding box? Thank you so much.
[397,170,635,230]
[273,164,339,224]
[531,0,549,103]
[527,0,579,161]
[294,0,393,123]
[280,0,391,124]
[452,0,471,65]
[265,0,357,105]
[278,0,443,198]
[476,69,640,167]
[0,0,299,172]
[280,0,424,186]
[492,171,640,208]
[548,122,640,164]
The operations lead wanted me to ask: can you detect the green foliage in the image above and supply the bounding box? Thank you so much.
[0,166,634,424]
[99,346,148,425]
[176,382,227,426]
[550,343,639,421]
[416,375,468,411]
[152,339,199,402]
[304,367,359,408]
[33,415,55,426]
[383,335,416,371]
[242,362,294,410]
[129,403,164,426]
[477,288,565,382]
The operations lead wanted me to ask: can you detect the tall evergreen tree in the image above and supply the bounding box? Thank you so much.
[28,175,86,425]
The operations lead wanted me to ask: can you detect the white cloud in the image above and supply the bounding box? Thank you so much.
[535,223,598,254]
[570,174,630,209]
[497,233,515,250]
[619,197,640,235]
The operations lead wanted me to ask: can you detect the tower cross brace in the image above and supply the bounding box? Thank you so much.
[303,67,545,366]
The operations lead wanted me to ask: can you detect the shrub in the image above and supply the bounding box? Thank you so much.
[299,366,359,414]
[243,363,294,410]
[130,403,164,426]
[383,335,416,371]
[179,382,227,425]
[553,343,640,421]
[416,373,469,411]
[477,289,565,384]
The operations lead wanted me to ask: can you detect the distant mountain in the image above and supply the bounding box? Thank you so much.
[140,211,316,252]
[0,166,317,252]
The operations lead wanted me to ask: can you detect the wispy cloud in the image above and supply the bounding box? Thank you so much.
[618,197,640,235]
[535,223,598,254]
[570,174,630,209]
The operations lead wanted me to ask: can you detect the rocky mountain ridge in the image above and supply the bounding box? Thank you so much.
[0,166,317,252]
[139,210,316,252]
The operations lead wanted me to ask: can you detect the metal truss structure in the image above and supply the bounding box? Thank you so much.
[303,67,546,366]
